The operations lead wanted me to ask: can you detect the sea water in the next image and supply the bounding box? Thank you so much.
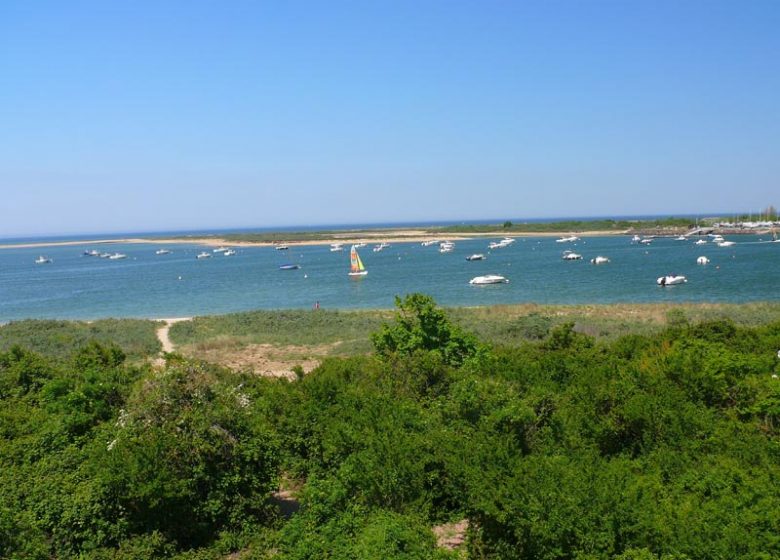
[0,236,778,321]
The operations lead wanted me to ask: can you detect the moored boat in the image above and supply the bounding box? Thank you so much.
[469,274,509,285]
[466,254,485,261]
[657,275,687,286]
[590,256,610,264]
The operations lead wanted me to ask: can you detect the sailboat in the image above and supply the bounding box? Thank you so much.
[348,245,367,277]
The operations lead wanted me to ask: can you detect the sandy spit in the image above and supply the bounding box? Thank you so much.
[0,229,628,250]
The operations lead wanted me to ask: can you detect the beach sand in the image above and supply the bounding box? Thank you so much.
[0,229,627,250]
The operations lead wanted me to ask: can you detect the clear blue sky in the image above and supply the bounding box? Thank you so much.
[1,0,778,237]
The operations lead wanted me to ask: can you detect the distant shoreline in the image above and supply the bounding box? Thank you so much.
[0,229,627,249]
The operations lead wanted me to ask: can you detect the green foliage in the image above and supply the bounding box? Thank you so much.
[4,297,780,559]
[0,318,161,361]
[372,293,484,366]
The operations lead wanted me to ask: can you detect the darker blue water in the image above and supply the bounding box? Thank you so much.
[0,235,778,320]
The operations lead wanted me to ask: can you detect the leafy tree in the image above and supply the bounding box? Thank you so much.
[372,294,483,366]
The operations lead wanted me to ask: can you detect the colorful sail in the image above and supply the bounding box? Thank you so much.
[350,246,363,272]
[349,245,367,276]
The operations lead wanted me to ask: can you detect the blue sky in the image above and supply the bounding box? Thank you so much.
[1,0,778,237]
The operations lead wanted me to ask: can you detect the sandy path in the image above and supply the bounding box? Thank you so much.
[156,318,191,354]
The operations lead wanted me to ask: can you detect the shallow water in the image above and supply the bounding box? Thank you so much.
[0,236,778,320]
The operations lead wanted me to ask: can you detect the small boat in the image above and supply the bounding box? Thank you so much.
[675,235,687,241]
[631,235,641,242]
[213,246,229,253]
[330,243,344,252]
[556,235,579,243]
[421,239,439,247]
[694,239,708,245]
[83,249,100,257]
[469,274,509,285]
[108,253,127,260]
[640,238,653,245]
[224,249,236,256]
[590,256,610,264]
[99,252,112,258]
[717,240,735,247]
[488,239,513,249]
[657,275,687,286]
[275,245,289,251]
[348,245,368,277]
[372,243,389,253]
[196,252,212,259]
[696,256,710,264]
[439,242,455,253]
[353,242,367,248]
[466,254,485,261]
[279,263,300,270]
[562,252,582,260]
[35,256,52,264]
[155,249,172,255]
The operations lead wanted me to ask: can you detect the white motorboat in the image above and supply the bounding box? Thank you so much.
[155,249,171,255]
[562,252,582,260]
[330,243,344,252]
[275,245,289,251]
[640,238,653,245]
[108,253,127,260]
[224,249,236,256]
[717,241,735,247]
[631,235,641,242]
[590,256,610,264]
[421,239,439,247]
[675,235,687,241]
[35,256,52,264]
[488,238,514,249]
[469,274,509,285]
[466,254,485,261]
[213,246,229,253]
[657,275,687,286]
[694,239,707,245]
[196,252,212,259]
[696,256,710,264]
[372,242,390,253]
[556,235,579,243]
[83,249,100,257]
[439,242,455,253]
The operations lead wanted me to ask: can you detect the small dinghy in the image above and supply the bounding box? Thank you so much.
[657,275,687,286]
[590,256,610,264]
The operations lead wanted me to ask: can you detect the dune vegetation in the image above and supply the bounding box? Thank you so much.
[2,296,780,558]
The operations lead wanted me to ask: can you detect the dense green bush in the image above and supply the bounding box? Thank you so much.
[2,296,780,558]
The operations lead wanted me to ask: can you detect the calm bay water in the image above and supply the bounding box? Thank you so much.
[1,235,778,321]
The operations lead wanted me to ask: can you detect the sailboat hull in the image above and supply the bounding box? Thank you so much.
[348,271,368,277]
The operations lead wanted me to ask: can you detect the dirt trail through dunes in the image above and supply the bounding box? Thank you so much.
[155,318,191,355]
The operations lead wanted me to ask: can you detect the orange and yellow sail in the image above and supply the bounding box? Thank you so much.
[349,245,366,275]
